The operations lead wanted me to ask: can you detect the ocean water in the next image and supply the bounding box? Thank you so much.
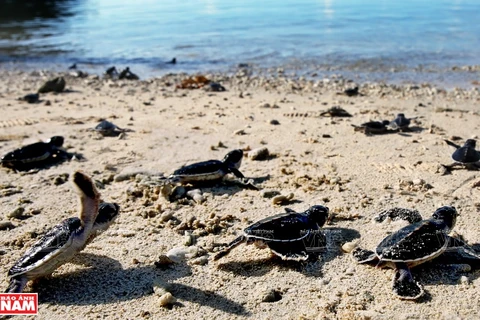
[0,0,479,86]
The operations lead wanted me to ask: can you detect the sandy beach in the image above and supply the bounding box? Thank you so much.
[0,69,479,319]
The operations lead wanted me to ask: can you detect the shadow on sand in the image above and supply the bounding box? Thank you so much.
[35,252,249,316]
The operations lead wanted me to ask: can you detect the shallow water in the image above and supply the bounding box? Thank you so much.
[0,0,479,86]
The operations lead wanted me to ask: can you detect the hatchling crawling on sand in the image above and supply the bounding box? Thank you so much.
[90,120,127,137]
[444,139,480,170]
[4,172,120,293]
[353,206,473,300]
[389,113,416,131]
[1,136,73,171]
[351,120,391,135]
[168,149,248,186]
[214,205,329,261]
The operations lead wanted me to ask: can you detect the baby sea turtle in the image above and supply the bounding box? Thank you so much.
[341,86,361,97]
[319,106,352,117]
[105,66,118,78]
[352,120,391,135]
[1,136,69,170]
[38,77,66,93]
[4,172,119,293]
[214,205,329,261]
[389,113,413,131]
[353,206,458,300]
[168,149,245,185]
[444,139,480,170]
[205,82,226,92]
[92,120,126,137]
[19,93,40,104]
[119,67,139,80]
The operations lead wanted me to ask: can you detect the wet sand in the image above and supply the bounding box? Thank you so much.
[0,69,479,319]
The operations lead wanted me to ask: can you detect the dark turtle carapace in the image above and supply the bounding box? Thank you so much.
[1,136,70,171]
[389,113,414,131]
[214,205,330,261]
[353,206,460,300]
[92,120,126,137]
[444,139,480,170]
[168,149,245,185]
[352,120,391,135]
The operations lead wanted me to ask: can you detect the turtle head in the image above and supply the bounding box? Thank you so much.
[464,139,476,148]
[382,120,390,126]
[305,205,329,227]
[397,113,405,118]
[48,136,64,147]
[432,206,457,230]
[93,202,120,232]
[223,149,243,169]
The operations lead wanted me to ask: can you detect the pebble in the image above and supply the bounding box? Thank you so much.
[258,102,271,108]
[190,256,208,265]
[269,119,280,125]
[158,293,177,307]
[160,211,174,222]
[184,231,195,246]
[7,207,25,219]
[233,129,246,135]
[170,186,186,200]
[261,289,282,302]
[260,190,281,198]
[186,189,205,204]
[272,193,294,205]
[166,246,198,263]
[0,221,15,230]
[249,147,269,160]
[459,276,470,284]
[341,239,360,253]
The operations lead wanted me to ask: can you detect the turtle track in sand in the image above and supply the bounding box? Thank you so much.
[0,118,40,128]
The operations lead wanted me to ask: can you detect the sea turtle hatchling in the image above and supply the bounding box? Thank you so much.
[91,120,126,137]
[319,106,352,117]
[351,120,391,135]
[168,149,246,185]
[4,172,120,293]
[353,206,459,300]
[444,139,480,170]
[389,113,415,131]
[214,205,329,261]
[1,136,70,170]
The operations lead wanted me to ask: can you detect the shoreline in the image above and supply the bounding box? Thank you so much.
[0,67,479,319]
[1,60,480,91]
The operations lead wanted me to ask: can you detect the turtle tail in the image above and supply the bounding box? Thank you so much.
[5,276,27,293]
[213,236,246,261]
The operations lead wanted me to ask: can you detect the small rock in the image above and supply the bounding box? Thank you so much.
[269,119,280,125]
[7,207,25,219]
[258,102,271,108]
[38,77,66,93]
[460,276,470,284]
[159,293,177,307]
[260,190,281,198]
[0,221,15,230]
[272,193,294,205]
[166,246,198,263]
[249,147,269,160]
[234,129,246,135]
[261,289,282,302]
[184,231,195,246]
[190,256,208,265]
[160,211,174,222]
[341,239,360,253]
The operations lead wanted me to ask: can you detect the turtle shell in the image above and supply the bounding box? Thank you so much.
[8,218,82,278]
[1,142,53,166]
[171,160,226,182]
[391,114,410,129]
[244,211,319,242]
[452,140,480,163]
[376,219,449,264]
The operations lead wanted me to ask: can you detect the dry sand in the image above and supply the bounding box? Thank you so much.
[0,69,479,319]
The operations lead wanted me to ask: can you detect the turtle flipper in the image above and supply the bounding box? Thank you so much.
[444,140,461,150]
[214,235,246,261]
[5,276,27,293]
[352,248,378,264]
[392,262,424,300]
[267,241,309,261]
[228,167,245,179]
